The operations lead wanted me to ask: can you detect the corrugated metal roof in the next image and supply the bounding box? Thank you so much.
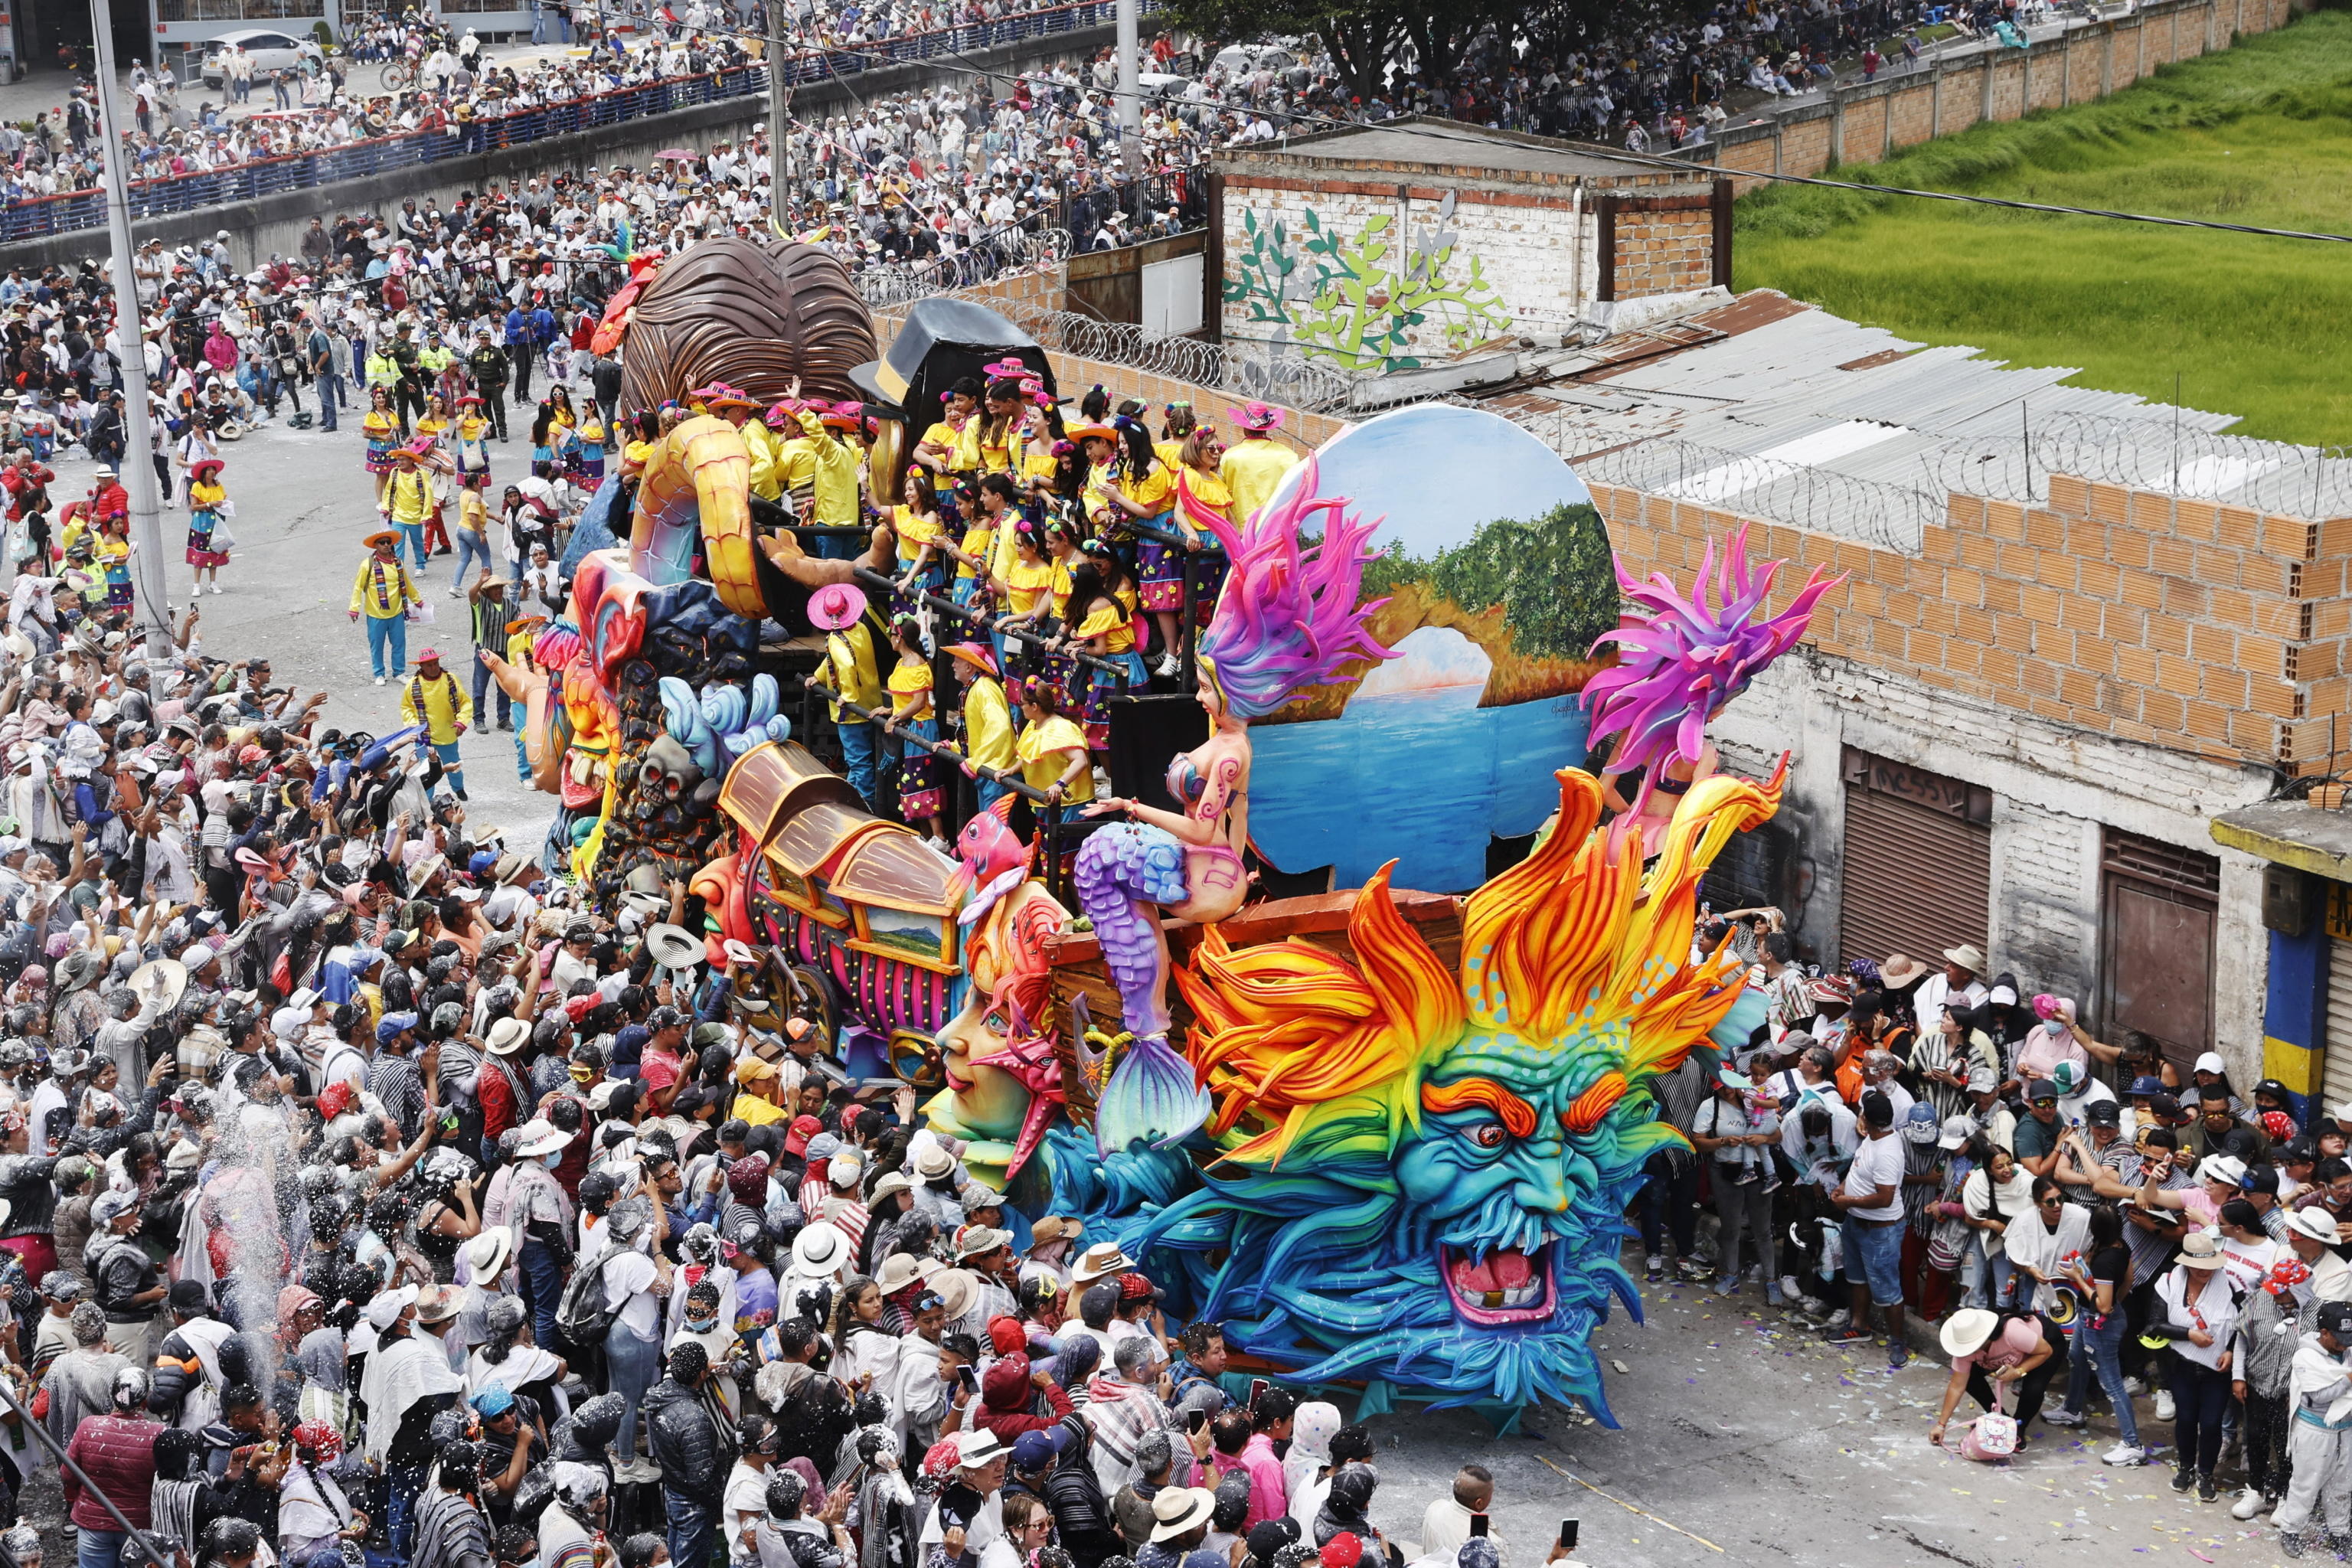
[1494,291,2347,549]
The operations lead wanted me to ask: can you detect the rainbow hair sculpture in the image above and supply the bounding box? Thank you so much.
[1187,460,1395,718]
[1583,521,1842,811]
[1047,761,1788,1413]
[1075,460,1396,1158]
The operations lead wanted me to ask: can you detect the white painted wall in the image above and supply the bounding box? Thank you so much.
[1710,648,2275,1083]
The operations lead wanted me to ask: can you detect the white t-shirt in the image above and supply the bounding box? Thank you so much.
[1841,1129,1906,1222]
[723,1459,769,1565]
[603,1247,661,1340]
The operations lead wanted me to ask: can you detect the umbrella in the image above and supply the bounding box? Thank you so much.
[655,148,698,161]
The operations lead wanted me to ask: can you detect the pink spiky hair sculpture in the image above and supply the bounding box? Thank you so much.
[1191,457,1399,720]
[1583,523,1844,784]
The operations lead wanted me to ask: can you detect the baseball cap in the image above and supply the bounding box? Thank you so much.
[1011,1428,1067,1471]
[2025,1079,2060,1102]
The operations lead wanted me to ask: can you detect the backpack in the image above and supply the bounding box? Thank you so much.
[554,1240,629,1351]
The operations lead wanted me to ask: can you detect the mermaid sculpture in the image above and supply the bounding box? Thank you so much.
[1072,460,1398,1155]
[1582,521,1844,859]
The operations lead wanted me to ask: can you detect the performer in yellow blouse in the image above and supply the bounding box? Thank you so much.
[946,642,1014,813]
[891,469,947,602]
[361,387,401,505]
[1014,683,1094,821]
[185,456,231,596]
[914,378,981,476]
[1067,544,1148,753]
[881,613,945,839]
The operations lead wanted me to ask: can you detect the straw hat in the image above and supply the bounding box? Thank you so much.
[1150,1488,1217,1540]
[514,1118,570,1158]
[2175,1232,2227,1270]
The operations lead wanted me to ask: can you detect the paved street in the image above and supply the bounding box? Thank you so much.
[25,418,2298,1568]
[41,407,554,848]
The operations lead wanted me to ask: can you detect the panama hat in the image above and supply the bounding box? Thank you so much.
[2176,1232,2228,1270]
[808,583,869,632]
[1070,1242,1134,1284]
[913,1142,958,1180]
[645,923,704,970]
[790,1220,850,1276]
[514,1118,570,1158]
[462,1227,512,1283]
[1942,944,1987,975]
[1939,1308,2000,1358]
[1150,1488,1217,1540]
[952,1429,1008,1469]
[486,1016,531,1057]
[2288,1205,2342,1245]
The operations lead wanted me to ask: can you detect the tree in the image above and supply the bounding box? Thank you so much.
[1161,0,1524,100]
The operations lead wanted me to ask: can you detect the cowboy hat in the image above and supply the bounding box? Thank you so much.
[485,1016,531,1057]
[1028,1216,1082,1248]
[513,1118,570,1158]
[462,1226,513,1283]
[944,642,999,678]
[130,957,188,1011]
[1063,422,1117,445]
[363,529,401,550]
[913,1142,957,1180]
[868,1171,913,1204]
[1232,401,1285,433]
[1150,1488,1217,1540]
[1939,1308,2000,1358]
[645,923,704,971]
[808,583,870,632]
[1070,1242,1134,1284]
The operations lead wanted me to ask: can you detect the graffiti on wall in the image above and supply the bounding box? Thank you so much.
[1224,190,1514,371]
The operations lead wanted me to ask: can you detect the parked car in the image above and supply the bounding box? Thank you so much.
[198,29,309,88]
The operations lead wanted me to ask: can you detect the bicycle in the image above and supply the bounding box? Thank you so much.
[380,57,417,91]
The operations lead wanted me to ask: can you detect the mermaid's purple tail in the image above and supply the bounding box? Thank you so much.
[1073,822,1208,1153]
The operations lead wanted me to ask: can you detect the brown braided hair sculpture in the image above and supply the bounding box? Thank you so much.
[617,237,877,416]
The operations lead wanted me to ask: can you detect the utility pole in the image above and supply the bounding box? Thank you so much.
[767,0,792,234]
[88,0,173,658]
[1116,0,1140,172]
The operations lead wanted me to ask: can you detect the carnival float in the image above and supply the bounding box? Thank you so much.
[497,247,1841,1420]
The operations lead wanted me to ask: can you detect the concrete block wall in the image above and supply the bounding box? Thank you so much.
[1709,0,2292,189]
[1583,472,2352,777]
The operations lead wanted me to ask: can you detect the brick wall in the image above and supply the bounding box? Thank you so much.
[1711,0,2292,189]
[1585,472,2352,776]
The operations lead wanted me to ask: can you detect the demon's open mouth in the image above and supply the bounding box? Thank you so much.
[1441,1242,1557,1326]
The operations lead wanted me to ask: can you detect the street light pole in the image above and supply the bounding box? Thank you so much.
[1115,0,1140,172]
[87,0,175,658]
[767,0,792,234]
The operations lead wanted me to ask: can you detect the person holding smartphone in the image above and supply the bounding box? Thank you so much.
[1418,1465,1497,1563]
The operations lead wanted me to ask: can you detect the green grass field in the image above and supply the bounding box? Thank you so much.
[1732,10,2352,444]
